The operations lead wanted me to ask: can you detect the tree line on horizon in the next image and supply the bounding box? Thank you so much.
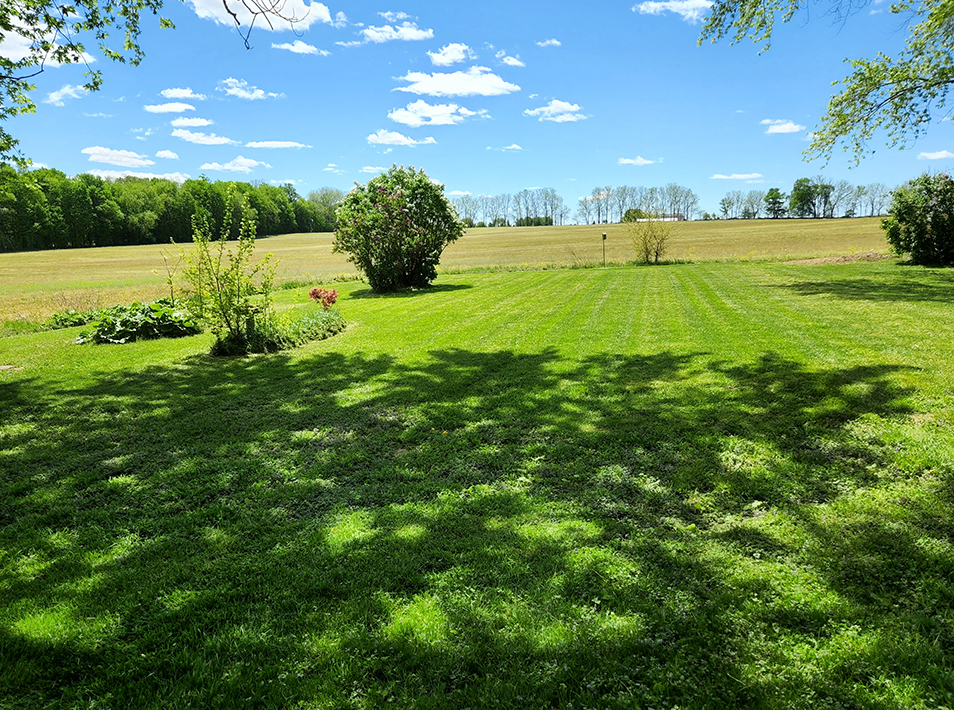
[713,178,892,221]
[453,184,703,228]
[0,164,346,253]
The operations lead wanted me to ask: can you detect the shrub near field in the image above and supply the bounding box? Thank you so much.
[1,261,953,709]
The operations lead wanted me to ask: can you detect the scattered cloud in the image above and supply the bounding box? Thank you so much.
[379,11,411,22]
[536,39,561,47]
[81,146,155,167]
[496,50,525,67]
[171,117,213,127]
[161,87,206,100]
[448,190,472,196]
[183,0,335,31]
[341,21,433,46]
[244,140,312,148]
[633,0,713,23]
[360,165,387,173]
[144,102,195,113]
[271,179,303,186]
[619,156,655,166]
[524,99,587,123]
[84,112,112,118]
[89,169,190,182]
[917,150,954,159]
[428,43,476,66]
[504,144,523,151]
[156,150,179,159]
[272,40,329,55]
[761,118,805,134]
[710,173,764,180]
[44,84,88,106]
[171,128,236,145]
[218,77,283,100]
[395,66,520,97]
[200,155,271,173]
[388,100,485,127]
[322,163,344,173]
[367,129,437,147]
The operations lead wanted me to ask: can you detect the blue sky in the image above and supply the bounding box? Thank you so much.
[4,0,954,216]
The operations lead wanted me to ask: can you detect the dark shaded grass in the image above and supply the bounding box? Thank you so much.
[2,343,951,708]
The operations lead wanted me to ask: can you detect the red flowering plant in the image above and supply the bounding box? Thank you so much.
[308,287,338,310]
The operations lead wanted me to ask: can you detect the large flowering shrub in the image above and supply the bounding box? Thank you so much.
[333,165,464,292]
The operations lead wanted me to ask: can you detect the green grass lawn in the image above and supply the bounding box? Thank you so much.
[2,260,953,709]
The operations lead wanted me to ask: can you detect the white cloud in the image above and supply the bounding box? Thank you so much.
[244,140,312,148]
[81,146,155,168]
[388,100,483,127]
[156,150,179,159]
[917,150,954,159]
[710,173,764,180]
[536,39,561,47]
[448,190,471,196]
[44,84,88,106]
[379,11,411,22]
[496,50,525,67]
[89,169,191,182]
[171,128,236,145]
[395,66,520,97]
[84,112,112,118]
[357,22,433,44]
[428,43,475,66]
[200,156,271,173]
[272,40,329,55]
[633,0,713,23]
[271,179,303,186]
[619,156,655,166]
[503,144,523,151]
[161,87,206,100]
[761,119,805,134]
[524,99,587,123]
[145,102,195,113]
[361,166,387,173]
[322,163,344,173]
[218,77,283,100]
[184,0,334,31]
[171,117,213,127]
[367,129,437,147]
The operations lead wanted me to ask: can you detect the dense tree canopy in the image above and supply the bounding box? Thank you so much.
[700,0,954,163]
[0,168,334,252]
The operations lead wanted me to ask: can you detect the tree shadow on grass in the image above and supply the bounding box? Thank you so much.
[1,347,951,709]
[777,270,954,303]
[348,283,473,300]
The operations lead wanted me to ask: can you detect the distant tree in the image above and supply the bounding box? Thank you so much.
[744,190,766,219]
[307,187,345,232]
[623,208,652,222]
[882,173,954,265]
[576,196,594,225]
[333,165,463,292]
[789,178,817,218]
[764,188,787,218]
[865,183,890,216]
[719,196,733,219]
